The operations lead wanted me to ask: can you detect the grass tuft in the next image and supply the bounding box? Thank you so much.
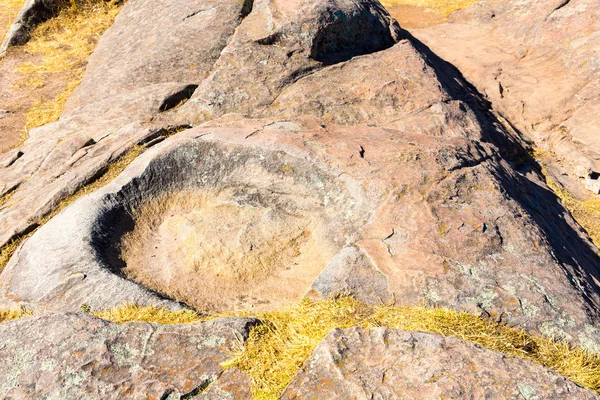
[532,148,600,249]
[2,297,600,397]
[15,0,123,128]
[92,304,203,325]
[0,0,24,39]
[381,0,480,16]
[0,307,32,324]
[546,179,600,248]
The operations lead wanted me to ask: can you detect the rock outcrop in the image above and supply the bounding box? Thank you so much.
[0,312,258,399]
[2,317,597,399]
[1,0,600,397]
[1,0,600,344]
[407,0,600,188]
[283,327,600,399]
[0,0,402,249]
[4,116,600,349]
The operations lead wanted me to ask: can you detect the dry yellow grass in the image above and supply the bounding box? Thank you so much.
[546,179,600,248]
[1,297,599,396]
[381,0,480,16]
[0,0,24,38]
[0,307,32,324]
[0,144,145,272]
[15,0,123,128]
[83,297,600,399]
[93,303,203,325]
[225,298,600,399]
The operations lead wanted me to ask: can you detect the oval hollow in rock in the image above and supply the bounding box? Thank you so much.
[93,141,365,312]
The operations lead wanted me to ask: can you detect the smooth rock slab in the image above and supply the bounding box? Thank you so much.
[283,327,600,399]
[0,312,257,399]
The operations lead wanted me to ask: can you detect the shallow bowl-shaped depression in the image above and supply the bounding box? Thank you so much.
[91,140,364,312]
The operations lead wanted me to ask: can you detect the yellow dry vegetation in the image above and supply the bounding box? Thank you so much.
[546,180,600,248]
[0,0,24,38]
[0,145,145,272]
[0,307,32,324]
[381,0,480,16]
[93,304,203,325]
[86,297,600,399]
[15,0,123,128]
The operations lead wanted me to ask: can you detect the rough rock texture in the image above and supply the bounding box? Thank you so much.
[5,117,600,349]
[1,0,600,350]
[306,246,392,304]
[0,0,62,57]
[0,312,257,399]
[282,327,600,399]
[0,130,370,313]
[173,0,402,124]
[410,0,600,186]
[2,0,600,395]
[0,0,401,249]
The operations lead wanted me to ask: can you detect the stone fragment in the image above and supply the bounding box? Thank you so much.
[282,327,600,399]
[0,312,257,399]
[306,246,392,304]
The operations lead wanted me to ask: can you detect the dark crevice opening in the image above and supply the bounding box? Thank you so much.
[159,85,198,112]
[241,0,254,19]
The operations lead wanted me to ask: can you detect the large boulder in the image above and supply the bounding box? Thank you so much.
[283,327,600,399]
[4,116,600,349]
[0,312,257,399]
[173,0,402,124]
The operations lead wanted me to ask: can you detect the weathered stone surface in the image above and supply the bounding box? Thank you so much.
[2,0,600,354]
[306,246,392,304]
[0,125,371,312]
[63,0,252,115]
[0,0,403,250]
[5,116,600,349]
[0,0,61,57]
[173,0,402,124]
[409,0,600,186]
[282,327,600,399]
[0,312,257,399]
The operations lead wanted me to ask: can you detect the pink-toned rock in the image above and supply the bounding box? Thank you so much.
[282,327,600,399]
[0,312,257,399]
[4,117,600,349]
[409,0,600,186]
[0,0,402,250]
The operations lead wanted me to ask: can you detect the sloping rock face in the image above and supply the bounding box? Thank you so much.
[283,327,600,399]
[409,0,600,184]
[1,0,600,396]
[1,0,600,350]
[5,117,600,349]
[0,312,257,399]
